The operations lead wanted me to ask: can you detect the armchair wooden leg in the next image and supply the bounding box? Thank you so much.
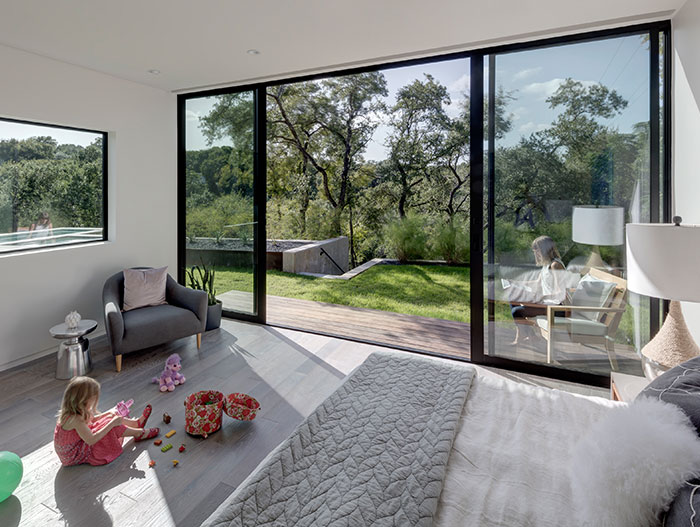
[196,333,202,349]
[115,354,122,373]
[546,308,555,364]
[606,339,619,372]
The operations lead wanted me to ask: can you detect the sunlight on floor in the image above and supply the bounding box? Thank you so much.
[14,440,176,526]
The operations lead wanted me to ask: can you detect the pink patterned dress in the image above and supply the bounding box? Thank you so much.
[54,415,127,466]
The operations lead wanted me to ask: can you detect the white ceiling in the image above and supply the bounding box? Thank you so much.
[0,0,685,93]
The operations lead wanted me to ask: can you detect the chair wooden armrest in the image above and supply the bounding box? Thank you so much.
[545,305,626,314]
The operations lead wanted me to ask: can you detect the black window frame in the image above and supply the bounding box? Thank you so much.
[177,19,672,387]
[0,116,108,255]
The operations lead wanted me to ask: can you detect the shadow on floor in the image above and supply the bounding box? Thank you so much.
[53,448,145,527]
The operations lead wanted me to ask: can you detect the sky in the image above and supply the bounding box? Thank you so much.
[187,33,652,160]
[0,119,100,146]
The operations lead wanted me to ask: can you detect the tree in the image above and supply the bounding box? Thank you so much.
[495,79,628,226]
[267,72,388,235]
[383,74,449,218]
[198,93,255,197]
[0,136,57,164]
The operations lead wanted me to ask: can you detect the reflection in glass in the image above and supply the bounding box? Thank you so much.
[0,119,105,252]
[184,93,256,315]
[485,33,656,375]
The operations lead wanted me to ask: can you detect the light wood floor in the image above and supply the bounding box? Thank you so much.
[0,318,607,527]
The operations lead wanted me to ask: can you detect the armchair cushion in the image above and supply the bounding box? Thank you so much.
[535,316,608,337]
[121,304,201,354]
[123,266,168,311]
[569,273,616,322]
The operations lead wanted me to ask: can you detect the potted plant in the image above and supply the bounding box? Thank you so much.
[185,263,222,331]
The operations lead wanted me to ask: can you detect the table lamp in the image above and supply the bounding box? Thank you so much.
[626,217,700,379]
[572,205,625,269]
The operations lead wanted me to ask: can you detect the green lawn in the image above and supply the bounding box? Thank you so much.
[213,263,641,347]
[214,264,471,322]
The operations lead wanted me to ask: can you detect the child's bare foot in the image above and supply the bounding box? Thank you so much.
[135,427,159,442]
[138,404,152,428]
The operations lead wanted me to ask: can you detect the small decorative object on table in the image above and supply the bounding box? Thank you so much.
[162,412,171,424]
[154,439,162,446]
[148,460,156,468]
[151,353,186,392]
[172,460,179,467]
[64,311,81,329]
[50,319,97,380]
[165,430,176,438]
[161,444,172,452]
[179,444,186,453]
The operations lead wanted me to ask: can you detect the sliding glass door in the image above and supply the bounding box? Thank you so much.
[483,29,667,376]
[178,22,670,385]
[181,90,265,320]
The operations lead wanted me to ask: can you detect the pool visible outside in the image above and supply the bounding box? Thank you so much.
[0,227,103,252]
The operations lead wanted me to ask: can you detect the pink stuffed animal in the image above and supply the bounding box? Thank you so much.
[152,353,186,392]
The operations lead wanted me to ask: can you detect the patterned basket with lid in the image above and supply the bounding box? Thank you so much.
[224,393,260,421]
[184,390,224,438]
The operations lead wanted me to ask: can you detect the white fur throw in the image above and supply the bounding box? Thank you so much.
[570,398,700,527]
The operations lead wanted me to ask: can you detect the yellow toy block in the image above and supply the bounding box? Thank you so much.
[165,430,176,438]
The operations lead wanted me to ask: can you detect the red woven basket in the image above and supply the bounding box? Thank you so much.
[184,390,224,438]
[224,393,260,421]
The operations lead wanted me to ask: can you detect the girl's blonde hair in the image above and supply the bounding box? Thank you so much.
[531,235,561,266]
[58,376,100,425]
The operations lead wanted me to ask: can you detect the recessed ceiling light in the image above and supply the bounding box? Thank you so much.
[148,69,161,75]
[247,49,260,55]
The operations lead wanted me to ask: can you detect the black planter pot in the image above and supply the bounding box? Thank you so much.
[206,301,223,331]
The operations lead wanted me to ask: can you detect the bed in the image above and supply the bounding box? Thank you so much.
[199,352,626,526]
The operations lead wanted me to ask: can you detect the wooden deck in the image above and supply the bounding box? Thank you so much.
[217,290,644,376]
[267,295,472,360]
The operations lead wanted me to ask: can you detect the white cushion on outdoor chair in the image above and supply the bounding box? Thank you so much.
[569,273,617,322]
[535,316,609,337]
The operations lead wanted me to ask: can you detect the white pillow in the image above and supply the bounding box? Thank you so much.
[570,273,616,321]
[123,267,168,311]
[569,398,700,527]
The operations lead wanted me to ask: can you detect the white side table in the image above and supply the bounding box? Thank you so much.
[50,319,97,379]
[610,371,649,402]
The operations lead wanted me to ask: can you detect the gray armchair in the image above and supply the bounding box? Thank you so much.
[103,268,208,372]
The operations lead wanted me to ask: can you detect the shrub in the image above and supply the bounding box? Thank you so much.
[384,215,428,262]
[433,223,469,264]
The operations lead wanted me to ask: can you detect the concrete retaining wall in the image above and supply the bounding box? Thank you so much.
[283,236,349,275]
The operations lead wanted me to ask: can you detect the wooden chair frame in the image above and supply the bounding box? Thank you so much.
[537,268,628,370]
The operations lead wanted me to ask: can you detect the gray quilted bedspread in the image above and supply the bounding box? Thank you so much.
[202,352,475,527]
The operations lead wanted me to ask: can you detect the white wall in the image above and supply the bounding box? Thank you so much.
[0,44,176,371]
[673,0,700,341]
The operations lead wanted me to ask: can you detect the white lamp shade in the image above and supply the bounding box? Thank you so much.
[572,206,625,246]
[626,223,700,302]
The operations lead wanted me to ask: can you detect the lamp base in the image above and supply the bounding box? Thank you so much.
[641,300,700,380]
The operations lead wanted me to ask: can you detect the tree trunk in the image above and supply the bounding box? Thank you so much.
[349,205,357,269]
[330,207,342,236]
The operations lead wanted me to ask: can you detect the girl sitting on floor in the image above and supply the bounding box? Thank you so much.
[54,376,159,466]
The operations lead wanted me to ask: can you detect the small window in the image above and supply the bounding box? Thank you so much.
[0,117,107,253]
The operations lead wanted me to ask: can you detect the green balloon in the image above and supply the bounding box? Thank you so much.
[0,452,22,503]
